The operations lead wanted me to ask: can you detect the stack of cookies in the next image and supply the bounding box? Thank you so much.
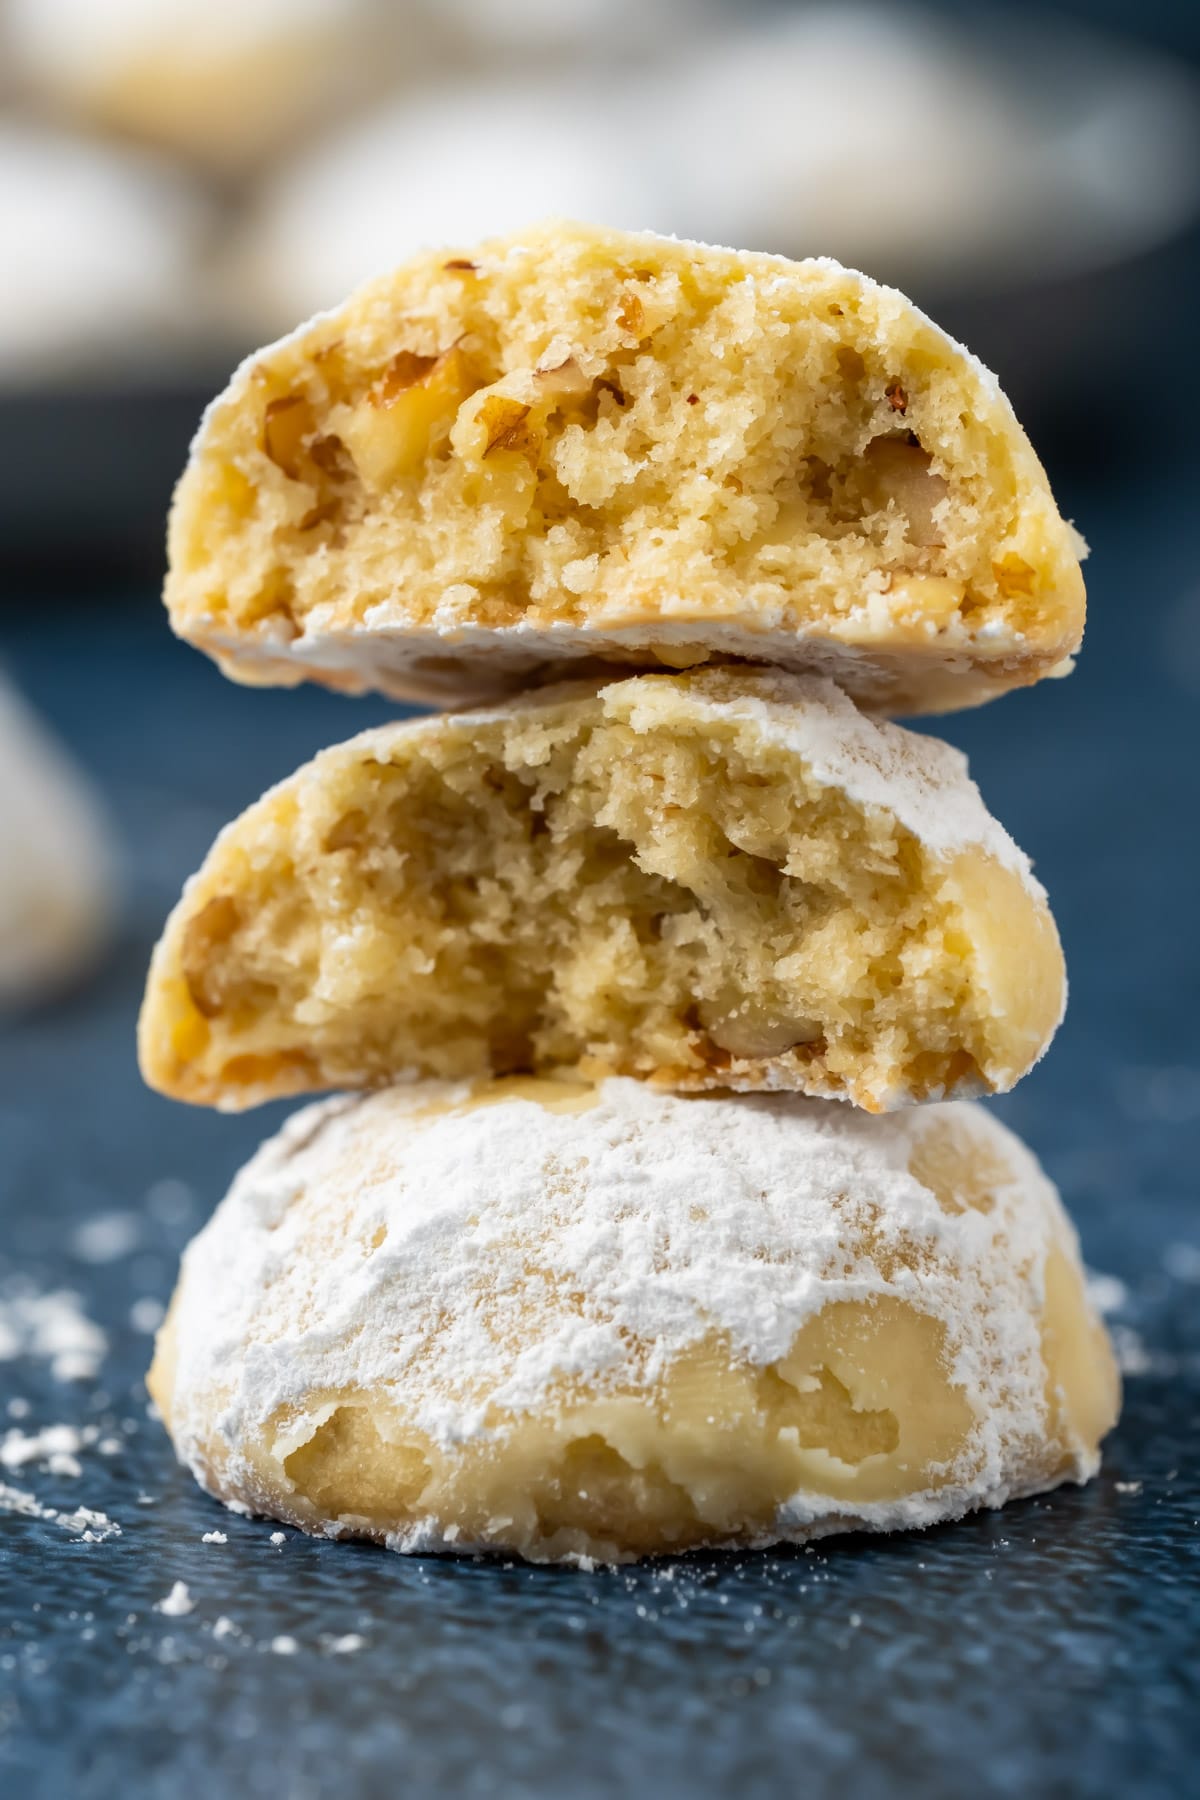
[143,223,1118,1566]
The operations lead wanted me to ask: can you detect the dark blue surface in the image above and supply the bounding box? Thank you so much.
[1,460,1198,1798]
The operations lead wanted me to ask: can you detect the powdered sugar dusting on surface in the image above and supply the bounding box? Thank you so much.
[162,1079,1103,1545]
[156,1581,194,1617]
[0,1286,108,1380]
[1,1421,91,1476]
[0,1480,121,1540]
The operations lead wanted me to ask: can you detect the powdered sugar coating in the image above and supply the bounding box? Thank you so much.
[605,667,1035,880]
[156,1079,1115,1554]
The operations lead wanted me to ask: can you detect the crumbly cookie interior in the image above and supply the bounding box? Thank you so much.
[168,225,1082,673]
[150,690,1057,1110]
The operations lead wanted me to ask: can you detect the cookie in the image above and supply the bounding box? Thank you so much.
[165,219,1085,716]
[5,0,376,173]
[0,123,208,374]
[0,670,116,1006]
[138,668,1064,1113]
[148,1077,1119,1566]
[242,86,679,329]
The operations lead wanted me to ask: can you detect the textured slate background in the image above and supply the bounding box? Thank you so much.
[1,457,1198,1798]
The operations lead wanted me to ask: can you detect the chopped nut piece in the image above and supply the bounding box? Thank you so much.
[377,351,439,401]
[702,1000,825,1061]
[341,346,478,490]
[992,553,1037,598]
[533,358,593,403]
[686,393,700,406]
[323,809,368,852]
[443,259,478,272]
[308,434,353,481]
[887,575,962,631]
[617,290,645,337]
[262,396,315,481]
[181,896,242,1018]
[864,435,948,547]
[885,380,908,415]
[478,397,542,470]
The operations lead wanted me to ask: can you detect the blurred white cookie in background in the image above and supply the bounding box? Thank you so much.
[237,3,1200,336]
[2,0,383,173]
[0,672,117,1009]
[428,0,710,54]
[667,6,1200,293]
[0,122,210,377]
[240,81,681,327]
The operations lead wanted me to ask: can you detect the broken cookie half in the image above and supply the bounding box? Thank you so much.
[166,219,1085,716]
[138,668,1065,1113]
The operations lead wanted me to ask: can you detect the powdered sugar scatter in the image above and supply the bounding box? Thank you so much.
[0,1286,107,1380]
[156,1581,195,1617]
[1086,1271,1129,1317]
[70,1211,141,1264]
[0,1421,92,1476]
[0,1480,121,1540]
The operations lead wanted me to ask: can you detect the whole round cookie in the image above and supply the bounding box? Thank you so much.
[0,670,116,1006]
[165,219,1085,716]
[138,668,1065,1114]
[148,1077,1119,1566]
[4,0,377,173]
[243,86,681,329]
[0,123,208,375]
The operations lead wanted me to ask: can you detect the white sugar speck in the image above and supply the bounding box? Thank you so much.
[0,1483,122,1540]
[212,1616,237,1640]
[1085,1271,1128,1317]
[269,1635,298,1655]
[1112,1325,1155,1377]
[269,1531,286,1546]
[156,1581,194,1618]
[130,1297,166,1335]
[1,1422,91,1474]
[323,1633,365,1655]
[1163,1242,1200,1284]
[71,1212,140,1264]
[146,1177,195,1225]
[0,1288,107,1380]
[202,1530,228,1545]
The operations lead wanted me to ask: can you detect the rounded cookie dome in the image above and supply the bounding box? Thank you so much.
[150,1077,1118,1565]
